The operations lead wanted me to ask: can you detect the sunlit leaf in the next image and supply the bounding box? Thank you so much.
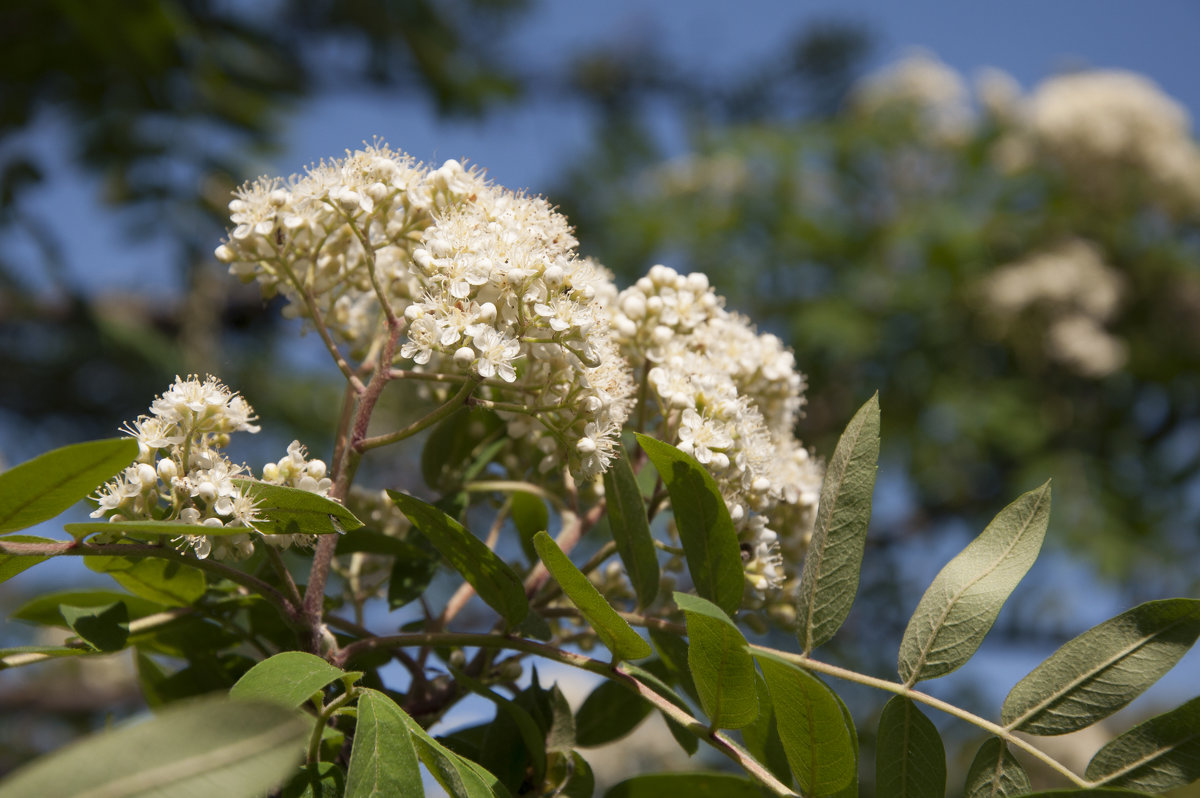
[899,481,1051,684]
[345,688,424,798]
[397,705,510,797]
[741,672,794,789]
[796,393,879,653]
[0,438,138,535]
[0,696,307,798]
[231,651,359,708]
[1085,694,1200,792]
[875,695,945,798]
[1003,599,1200,735]
[964,738,1031,798]
[534,531,650,662]
[0,534,53,584]
[636,435,743,616]
[674,592,757,729]
[755,649,856,796]
[390,490,528,628]
[233,478,363,536]
[603,444,659,608]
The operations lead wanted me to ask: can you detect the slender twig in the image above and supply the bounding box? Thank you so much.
[464,480,566,512]
[355,376,479,452]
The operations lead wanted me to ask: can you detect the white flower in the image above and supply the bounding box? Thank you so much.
[471,327,520,382]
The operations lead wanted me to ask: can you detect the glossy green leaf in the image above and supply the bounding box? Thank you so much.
[281,762,345,798]
[875,695,946,798]
[1003,599,1200,735]
[0,695,307,798]
[796,393,879,653]
[1085,694,1200,791]
[390,490,528,628]
[62,602,129,652]
[575,678,654,747]
[510,490,547,563]
[603,444,659,608]
[741,671,794,788]
[397,707,509,798]
[756,649,856,796]
[64,520,261,539]
[85,555,206,605]
[674,592,757,729]
[231,651,359,708]
[421,407,504,493]
[964,738,1031,798]
[535,531,650,662]
[604,772,765,798]
[0,437,138,535]
[233,478,363,536]
[0,534,53,584]
[346,688,424,798]
[12,590,167,626]
[899,481,1052,684]
[636,434,743,616]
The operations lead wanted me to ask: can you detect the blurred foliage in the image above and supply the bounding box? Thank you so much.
[555,55,1200,595]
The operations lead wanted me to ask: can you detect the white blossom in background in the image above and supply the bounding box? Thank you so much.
[980,239,1128,378]
[851,49,973,142]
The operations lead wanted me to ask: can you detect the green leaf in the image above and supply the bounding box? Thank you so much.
[387,538,441,610]
[0,695,307,798]
[453,666,547,791]
[335,528,425,557]
[648,626,700,704]
[604,772,766,798]
[755,649,856,796]
[741,671,795,789]
[1085,694,1200,791]
[11,589,167,627]
[875,695,946,798]
[85,555,206,605]
[795,393,879,653]
[674,592,757,729]
[1002,599,1200,735]
[421,407,504,493]
[0,534,53,584]
[898,481,1052,684]
[398,706,510,798]
[534,531,650,662]
[345,688,424,798]
[0,437,138,535]
[282,762,345,798]
[510,490,548,563]
[964,738,1031,798]
[62,602,129,652]
[830,688,860,798]
[390,490,528,628]
[561,751,595,798]
[603,444,660,608]
[621,661,703,754]
[1017,791,1160,797]
[233,478,363,536]
[231,651,359,708]
[575,678,654,747]
[63,520,261,539]
[636,434,743,616]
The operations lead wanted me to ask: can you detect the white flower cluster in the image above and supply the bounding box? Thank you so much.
[612,265,823,603]
[980,239,1127,377]
[1023,70,1200,212]
[851,50,973,142]
[92,376,320,560]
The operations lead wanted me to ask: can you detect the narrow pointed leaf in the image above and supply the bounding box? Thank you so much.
[535,531,650,662]
[603,444,659,608]
[233,478,363,535]
[755,649,856,796]
[830,688,860,798]
[876,695,946,798]
[232,651,359,708]
[62,602,129,652]
[1003,599,1200,735]
[575,679,654,747]
[604,773,765,798]
[397,706,509,798]
[0,437,138,535]
[636,435,743,616]
[674,592,757,729]
[1085,694,1200,791]
[899,481,1051,684]
[345,688,424,798]
[964,738,1031,798]
[0,696,307,798]
[741,671,795,788]
[796,393,880,653]
[390,490,528,628]
[0,534,53,584]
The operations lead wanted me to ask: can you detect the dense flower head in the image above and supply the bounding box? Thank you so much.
[92,375,325,560]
